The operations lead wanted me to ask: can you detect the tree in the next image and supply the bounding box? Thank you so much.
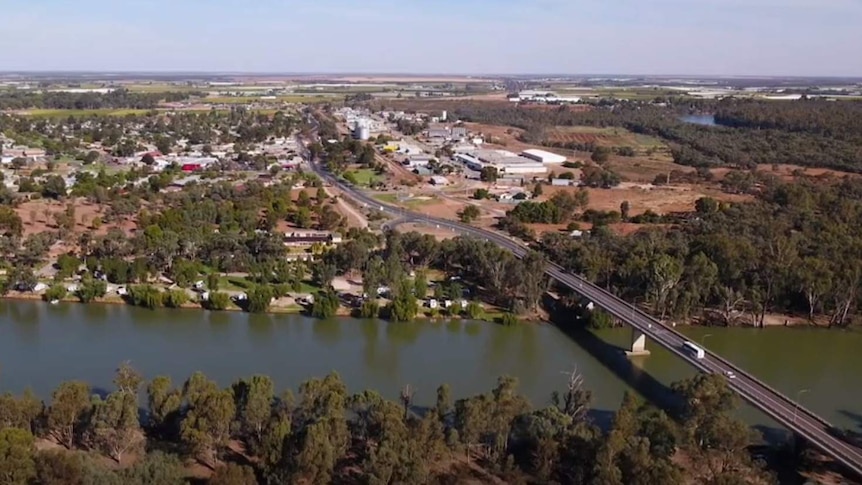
[42,175,67,199]
[246,285,274,313]
[0,428,36,485]
[163,289,189,308]
[233,375,274,455]
[128,285,163,309]
[76,276,107,303]
[620,200,631,221]
[532,182,544,198]
[413,270,428,298]
[46,381,91,449]
[207,272,220,291]
[480,166,498,183]
[591,146,611,163]
[458,204,481,223]
[0,391,41,432]
[206,292,231,311]
[312,261,337,289]
[43,284,67,302]
[180,375,236,467]
[310,288,340,318]
[84,150,101,164]
[146,376,182,436]
[140,153,156,165]
[88,391,144,462]
[388,278,419,322]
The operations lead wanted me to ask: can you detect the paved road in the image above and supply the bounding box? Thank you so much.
[303,116,862,478]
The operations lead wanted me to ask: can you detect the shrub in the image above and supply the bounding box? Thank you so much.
[163,290,189,308]
[310,289,340,318]
[206,292,231,311]
[465,302,484,319]
[43,284,67,302]
[76,278,107,303]
[247,285,274,314]
[359,299,380,318]
[128,285,163,309]
[500,312,519,326]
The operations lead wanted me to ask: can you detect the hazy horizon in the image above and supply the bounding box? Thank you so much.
[2,0,861,77]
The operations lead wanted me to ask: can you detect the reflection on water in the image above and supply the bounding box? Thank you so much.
[0,300,860,430]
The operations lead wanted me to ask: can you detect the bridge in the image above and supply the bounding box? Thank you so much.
[302,121,862,478]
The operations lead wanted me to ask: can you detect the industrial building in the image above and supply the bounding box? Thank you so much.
[521,148,567,164]
[455,150,548,175]
[404,155,433,168]
[509,90,581,104]
[476,149,547,174]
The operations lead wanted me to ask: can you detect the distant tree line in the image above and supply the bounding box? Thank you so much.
[0,88,201,110]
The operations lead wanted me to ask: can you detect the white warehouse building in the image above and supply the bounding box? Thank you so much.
[521,149,567,164]
[476,149,548,175]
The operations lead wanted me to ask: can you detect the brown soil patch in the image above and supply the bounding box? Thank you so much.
[395,222,460,240]
[543,184,751,216]
[411,197,467,220]
[605,155,694,184]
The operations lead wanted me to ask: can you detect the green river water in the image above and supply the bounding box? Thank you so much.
[1,300,860,436]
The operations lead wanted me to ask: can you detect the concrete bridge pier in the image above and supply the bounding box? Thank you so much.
[626,327,651,357]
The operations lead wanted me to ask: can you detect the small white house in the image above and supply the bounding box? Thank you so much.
[427,299,439,309]
[32,282,49,292]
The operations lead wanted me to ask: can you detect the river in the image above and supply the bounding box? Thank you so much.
[679,114,718,126]
[1,300,861,433]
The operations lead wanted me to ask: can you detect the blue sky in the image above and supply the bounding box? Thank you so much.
[1,0,860,76]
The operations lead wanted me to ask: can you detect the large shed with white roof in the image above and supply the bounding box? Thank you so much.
[520,149,567,164]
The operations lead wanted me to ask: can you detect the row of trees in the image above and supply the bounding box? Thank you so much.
[0,364,775,484]
[0,88,199,110]
[542,176,862,327]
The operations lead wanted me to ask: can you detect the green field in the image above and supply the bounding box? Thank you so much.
[18,108,153,117]
[203,95,340,104]
[345,168,382,186]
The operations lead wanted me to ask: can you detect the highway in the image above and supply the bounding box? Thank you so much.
[302,117,862,478]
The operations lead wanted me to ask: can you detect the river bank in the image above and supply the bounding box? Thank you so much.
[0,291,531,324]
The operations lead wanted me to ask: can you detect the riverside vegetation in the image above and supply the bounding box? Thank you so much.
[0,362,782,484]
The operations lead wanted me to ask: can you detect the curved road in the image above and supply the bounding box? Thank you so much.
[303,119,862,478]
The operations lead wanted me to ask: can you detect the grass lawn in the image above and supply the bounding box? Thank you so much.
[218,276,253,292]
[203,95,339,105]
[346,168,381,186]
[371,193,434,210]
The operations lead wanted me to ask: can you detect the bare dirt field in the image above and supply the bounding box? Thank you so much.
[543,184,751,216]
[395,222,460,240]
[604,155,693,183]
[462,123,557,154]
